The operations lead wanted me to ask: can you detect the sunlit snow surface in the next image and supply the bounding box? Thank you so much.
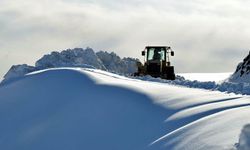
[0,68,249,150]
[179,73,232,82]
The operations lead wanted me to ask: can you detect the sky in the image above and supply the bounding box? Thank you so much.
[1,0,250,78]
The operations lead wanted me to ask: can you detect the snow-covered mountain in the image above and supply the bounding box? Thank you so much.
[0,67,249,150]
[2,47,138,83]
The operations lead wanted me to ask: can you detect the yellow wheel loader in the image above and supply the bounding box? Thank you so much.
[134,46,176,80]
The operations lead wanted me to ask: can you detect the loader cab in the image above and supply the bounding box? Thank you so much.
[142,46,174,65]
[139,46,176,80]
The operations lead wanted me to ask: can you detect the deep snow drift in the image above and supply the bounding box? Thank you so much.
[0,68,250,150]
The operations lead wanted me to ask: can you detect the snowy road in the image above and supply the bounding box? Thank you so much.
[179,73,232,82]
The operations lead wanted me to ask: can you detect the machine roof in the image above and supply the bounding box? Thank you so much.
[145,46,171,49]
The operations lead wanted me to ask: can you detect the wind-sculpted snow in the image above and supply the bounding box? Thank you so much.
[0,68,249,149]
[83,69,250,150]
[0,68,171,150]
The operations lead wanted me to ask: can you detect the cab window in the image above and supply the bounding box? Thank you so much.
[147,48,165,61]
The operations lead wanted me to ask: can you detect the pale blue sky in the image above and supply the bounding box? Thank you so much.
[1,0,250,78]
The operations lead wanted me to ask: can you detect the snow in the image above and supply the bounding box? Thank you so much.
[35,47,138,74]
[237,124,250,150]
[3,64,37,81]
[0,68,169,150]
[179,73,232,82]
[35,47,106,70]
[0,67,249,150]
[2,48,250,96]
[2,47,138,84]
[96,51,138,74]
[228,51,250,84]
[216,51,250,95]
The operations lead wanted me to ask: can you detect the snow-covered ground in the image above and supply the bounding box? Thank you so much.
[0,67,249,150]
[179,73,232,82]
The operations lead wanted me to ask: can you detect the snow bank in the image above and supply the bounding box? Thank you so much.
[35,47,105,70]
[96,51,138,74]
[2,64,37,85]
[179,73,232,82]
[229,51,250,83]
[216,82,250,95]
[2,47,138,84]
[4,64,37,79]
[131,75,217,90]
[131,51,250,95]
[217,51,250,95]
[36,47,138,74]
[237,124,250,150]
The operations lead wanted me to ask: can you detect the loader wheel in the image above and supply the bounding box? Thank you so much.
[168,74,176,80]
